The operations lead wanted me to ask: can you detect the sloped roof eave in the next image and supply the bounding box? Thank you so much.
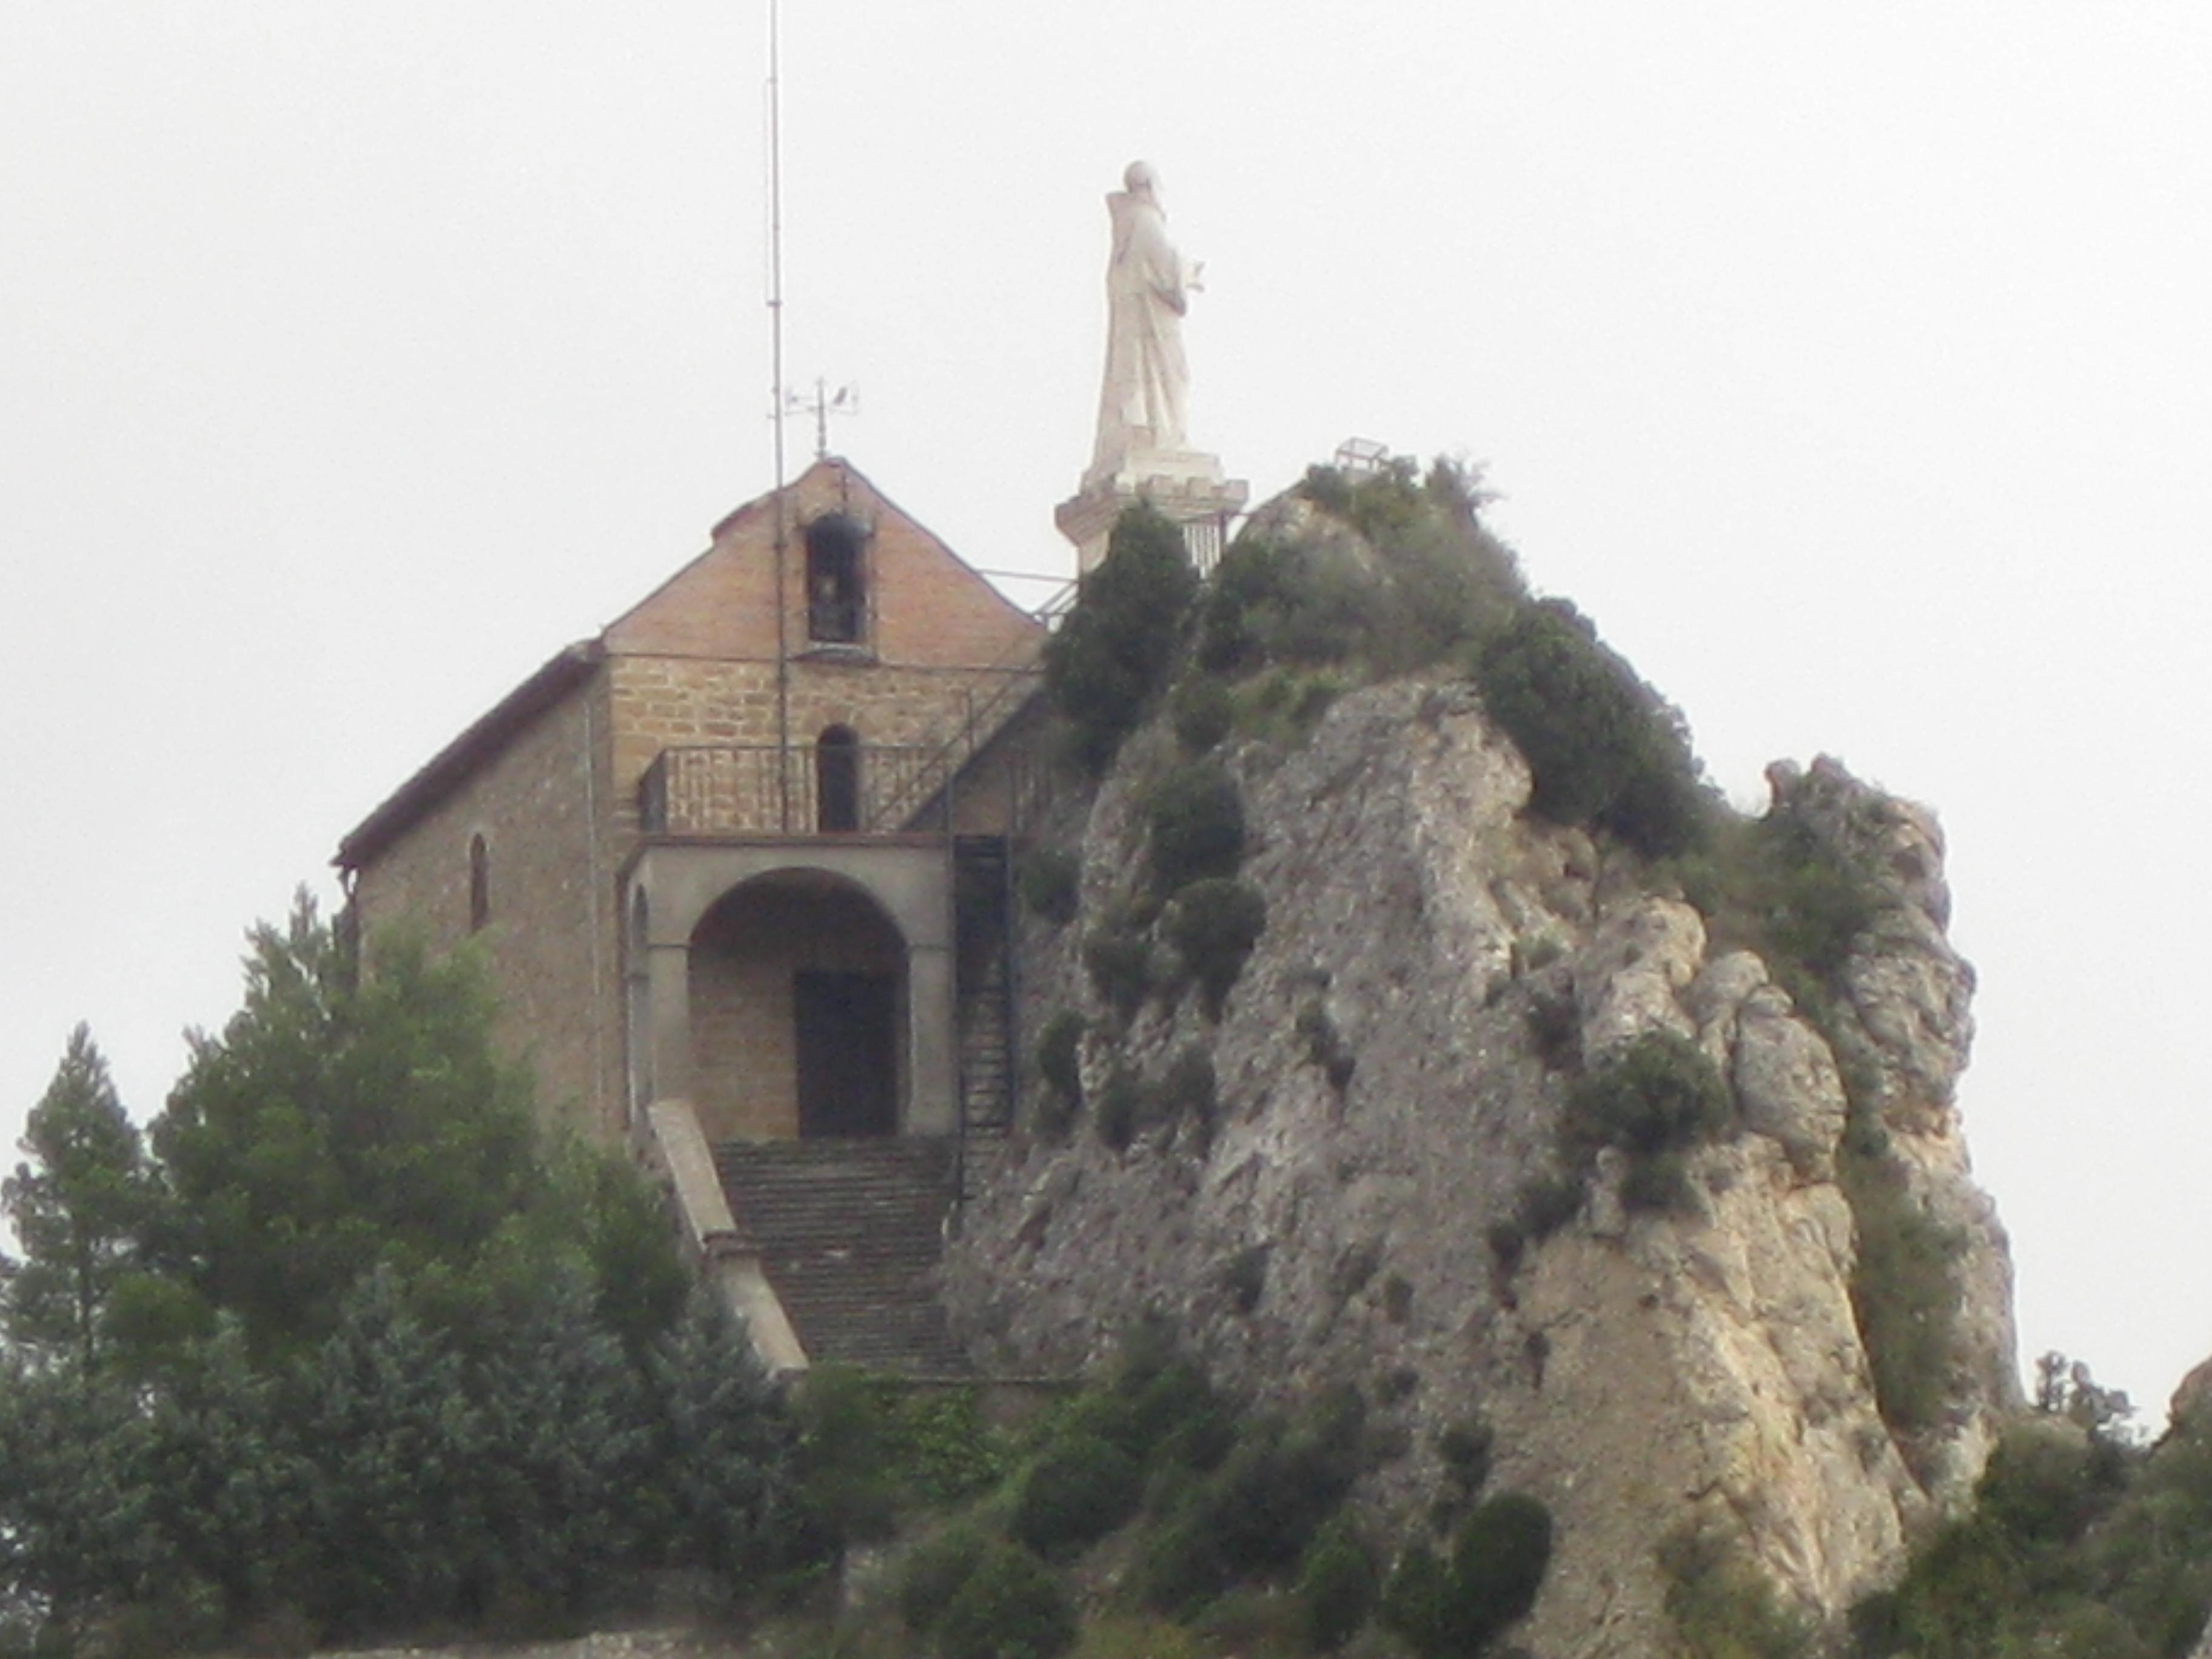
[334,639,605,872]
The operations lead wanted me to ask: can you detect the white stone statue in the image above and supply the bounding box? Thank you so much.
[1087,161,1204,483]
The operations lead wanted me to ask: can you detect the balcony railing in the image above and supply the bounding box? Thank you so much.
[638,743,951,837]
[638,579,1079,842]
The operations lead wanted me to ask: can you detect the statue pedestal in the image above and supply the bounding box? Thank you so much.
[1056,449,1249,576]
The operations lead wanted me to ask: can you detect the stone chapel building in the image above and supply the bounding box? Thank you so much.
[338,455,1050,1144]
[333,159,1245,1372]
[337,458,1056,1372]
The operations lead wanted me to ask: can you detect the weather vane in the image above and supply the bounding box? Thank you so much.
[784,378,860,460]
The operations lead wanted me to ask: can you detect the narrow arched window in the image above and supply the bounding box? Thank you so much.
[816,725,860,832]
[468,833,491,931]
[804,513,867,644]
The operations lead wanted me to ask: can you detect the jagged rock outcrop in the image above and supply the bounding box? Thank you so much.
[940,680,2017,1658]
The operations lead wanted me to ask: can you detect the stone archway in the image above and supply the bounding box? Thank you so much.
[624,839,959,1139]
[687,870,907,1142]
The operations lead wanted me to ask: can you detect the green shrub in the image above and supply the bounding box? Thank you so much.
[1210,457,1524,683]
[937,1541,1078,1659]
[791,1364,901,1544]
[1473,598,1711,858]
[1296,1000,1356,1091]
[1136,1512,1231,1618]
[1044,503,1199,774]
[1013,1432,1143,1559]
[1450,1492,1553,1644]
[1675,812,1883,986]
[1851,1518,2026,1659]
[1034,1010,1084,1131]
[1170,676,1235,755]
[1976,1423,2122,1549]
[1041,1389,1145,1463]
[1618,1147,1698,1215]
[901,1522,991,1633]
[888,1386,1010,1509]
[1489,1173,1584,1272]
[1381,1543,1453,1657]
[1382,1275,1415,1324]
[1383,1496,1553,1658]
[1853,1376,2211,1659]
[1840,1142,1963,1436]
[1438,1419,1494,1495]
[1195,529,1369,672]
[1221,1245,1270,1315]
[1189,1587,1312,1654]
[1145,763,1245,896]
[1195,536,1287,675]
[1230,665,1347,745]
[1563,1030,1733,1213]
[1659,1526,1816,1659]
[1068,1615,1207,1659]
[1019,849,1082,925]
[1202,1393,1367,1581]
[1082,926,1151,1025]
[1163,879,1267,1021]
[1153,1048,1219,1152]
[1094,1065,1144,1155]
[1298,1515,1378,1650]
[1130,1363,1235,1473]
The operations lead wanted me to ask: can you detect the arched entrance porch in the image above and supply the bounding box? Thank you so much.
[623,838,958,1140]
[689,872,905,1141]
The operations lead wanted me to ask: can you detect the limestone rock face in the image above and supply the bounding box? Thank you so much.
[939,683,2016,1658]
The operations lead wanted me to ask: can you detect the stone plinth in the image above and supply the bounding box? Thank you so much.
[1056,449,1249,576]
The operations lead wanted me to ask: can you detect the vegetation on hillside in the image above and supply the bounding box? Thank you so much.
[16,456,2193,1658]
[0,900,815,1656]
[1024,461,2196,1657]
[1843,1358,2212,1659]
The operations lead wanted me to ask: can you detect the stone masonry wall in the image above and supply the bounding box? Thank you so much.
[608,654,1032,834]
[349,677,625,1140]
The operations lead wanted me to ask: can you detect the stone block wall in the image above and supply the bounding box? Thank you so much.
[348,679,625,1141]
[608,653,1034,834]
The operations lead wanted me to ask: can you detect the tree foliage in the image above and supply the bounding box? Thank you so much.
[1043,502,1198,774]
[152,899,540,1355]
[2,1024,162,1367]
[1473,597,1711,858]
[0,898,810,1652]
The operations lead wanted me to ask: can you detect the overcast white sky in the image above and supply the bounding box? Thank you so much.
[3,2,2207,1415]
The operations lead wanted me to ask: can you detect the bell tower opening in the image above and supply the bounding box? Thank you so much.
[804,512,868,645]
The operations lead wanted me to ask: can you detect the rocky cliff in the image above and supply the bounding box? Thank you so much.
[940,677,2017,1657]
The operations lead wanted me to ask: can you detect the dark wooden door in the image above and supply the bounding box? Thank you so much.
[794,971,897,1137]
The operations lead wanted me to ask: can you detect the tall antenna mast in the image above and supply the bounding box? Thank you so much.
[766,0,792,830]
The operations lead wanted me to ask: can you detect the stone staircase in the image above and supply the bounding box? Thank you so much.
[711,1137,969,1376]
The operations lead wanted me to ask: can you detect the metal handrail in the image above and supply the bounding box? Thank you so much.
[639,742,942,837]
[869,579,1079,833]
[635,580,1081,841]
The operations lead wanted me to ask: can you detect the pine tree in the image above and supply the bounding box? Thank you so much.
[153,894,539,1353]
[293,1265,486,1635]
[2,1023,160,1367]
[468,1262,654,1625]
[652,1286,816,1587]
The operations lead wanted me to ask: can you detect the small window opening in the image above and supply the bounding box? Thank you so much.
[805,513,867,644]
[817,725,860,831]
[468,834,491,931]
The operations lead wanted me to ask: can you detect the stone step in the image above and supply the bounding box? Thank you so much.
[712,1136,968,1376]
